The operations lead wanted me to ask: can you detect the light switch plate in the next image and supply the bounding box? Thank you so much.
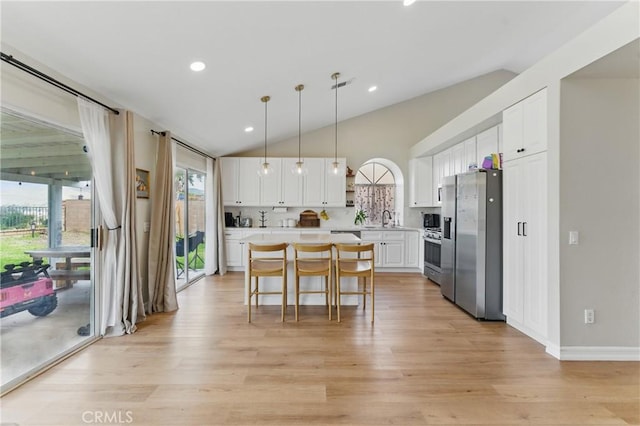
[569,231,579,245]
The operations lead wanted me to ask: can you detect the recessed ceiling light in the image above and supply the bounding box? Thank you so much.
[190,61,206,72]
[368,86,378,93]
[403,0,416,6]
[244,126,254,133]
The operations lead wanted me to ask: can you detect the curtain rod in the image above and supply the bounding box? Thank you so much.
[150,129,214,160]
[1,52,120,115]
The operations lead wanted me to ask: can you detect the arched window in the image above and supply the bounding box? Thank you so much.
[354,162,396,225]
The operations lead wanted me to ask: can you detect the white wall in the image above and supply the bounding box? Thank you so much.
[234,70,516,228]
[559,77,639,347]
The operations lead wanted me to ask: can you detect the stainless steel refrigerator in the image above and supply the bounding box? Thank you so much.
[440,170,504,320]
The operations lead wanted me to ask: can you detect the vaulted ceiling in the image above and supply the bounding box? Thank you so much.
[0,1,626,158]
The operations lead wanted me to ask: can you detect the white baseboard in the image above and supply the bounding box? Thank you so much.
[506,318,548,347]
[507,321,640,361]
[555,346,640,361]
[545,343,561,359]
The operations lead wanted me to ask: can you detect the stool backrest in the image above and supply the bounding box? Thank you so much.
[248,242,288,259]
[293,243,333,257]
[334,243,375,261]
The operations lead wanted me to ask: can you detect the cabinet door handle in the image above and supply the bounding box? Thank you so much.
[517,222,522,236]
[522,222,527,237]
[438,187,442,202]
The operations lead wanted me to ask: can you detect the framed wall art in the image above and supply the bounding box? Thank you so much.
[136,168,150,198]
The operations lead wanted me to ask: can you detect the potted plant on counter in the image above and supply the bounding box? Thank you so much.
[354,208,367,226]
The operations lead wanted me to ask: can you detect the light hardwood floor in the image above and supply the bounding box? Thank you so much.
[1,272,638,425]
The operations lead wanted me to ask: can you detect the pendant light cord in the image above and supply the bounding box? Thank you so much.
[334,75,338,163]
[263,98,268,163]
[298,88,302,162]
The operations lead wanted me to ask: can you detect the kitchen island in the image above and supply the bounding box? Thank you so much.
[240,232,361,306]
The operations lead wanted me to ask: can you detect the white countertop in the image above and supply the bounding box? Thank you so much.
[240,232,360,244]
[227,226,421,232]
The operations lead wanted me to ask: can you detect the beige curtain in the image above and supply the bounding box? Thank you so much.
[214,158,227,274]
[148,131,178,313]
[120,111,146,332]
[78,100,145,335]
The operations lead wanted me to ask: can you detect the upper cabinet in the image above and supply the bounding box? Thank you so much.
[222,157,345,207]
[432,150,450,205]
[502,89,547,162]
[450,143,466,175]
[260,158,303,206]
[220,157,261,206]
[476,125,500,167]
[411,125,501,207]
[303,158,346,207]
[464,137,477,172]
[409,157,433,207]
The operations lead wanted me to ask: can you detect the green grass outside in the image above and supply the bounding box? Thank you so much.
[0,232,49,266]
[1,231,205,271]
[0,231,90,267]
[176,242,206,270]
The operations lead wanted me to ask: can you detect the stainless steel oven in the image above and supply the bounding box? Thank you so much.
[423,229,442,284]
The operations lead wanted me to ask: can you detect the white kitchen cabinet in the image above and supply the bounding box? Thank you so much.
[502,152,548,343]
[450,143,466,175]
[220,157,261,206]
[361,230,406,269]
[225,228,270,270]
[303,158,346,207]
[464,137,477,172]
[476,125,499,168]
[260,158,303,206]
[404,230,420,268]
[224,229,244,268]
[409,157,433,207]
[502,89,547,162]
[432,150,450,205]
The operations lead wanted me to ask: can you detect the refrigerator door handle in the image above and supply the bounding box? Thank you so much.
[522,222,527,237]
[517,222,522,236]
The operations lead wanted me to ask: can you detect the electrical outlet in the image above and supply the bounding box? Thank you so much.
[584,309,595,324]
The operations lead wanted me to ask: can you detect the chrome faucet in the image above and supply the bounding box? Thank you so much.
[382,210,392,227]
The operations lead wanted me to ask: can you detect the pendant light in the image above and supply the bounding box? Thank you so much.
[331,72,341,175]
[292,84,308,175]
[258,95,271,177]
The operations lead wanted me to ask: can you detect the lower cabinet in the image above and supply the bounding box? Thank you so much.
[404,230,420,268]
[225,228,422,271]
[224,230,244,269]
[224,229,269,270]
[361,230,406,269]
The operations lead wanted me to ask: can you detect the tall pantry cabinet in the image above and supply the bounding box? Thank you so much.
[502,88,548,345]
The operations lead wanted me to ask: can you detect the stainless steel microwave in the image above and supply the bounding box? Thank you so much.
[423,213,440,228]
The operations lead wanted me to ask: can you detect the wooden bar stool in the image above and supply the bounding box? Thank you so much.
[334,243,375,323]
[247,242,288,323]
[293,243,333,321]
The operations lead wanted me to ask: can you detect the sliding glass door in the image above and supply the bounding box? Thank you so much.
[0,110,97,393]
[174,167,206,291]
